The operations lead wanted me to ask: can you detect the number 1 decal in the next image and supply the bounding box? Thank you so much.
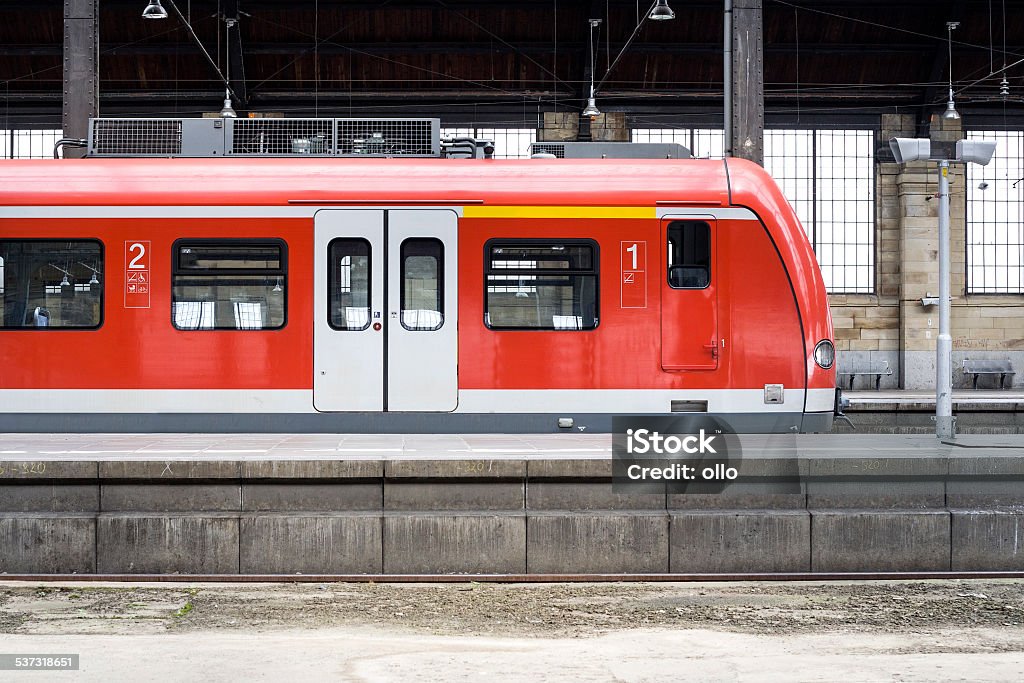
[621,241,647,309]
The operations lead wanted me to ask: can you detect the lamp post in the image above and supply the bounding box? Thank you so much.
[890,137,996,438]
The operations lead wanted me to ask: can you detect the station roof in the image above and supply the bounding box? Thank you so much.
[1,1,1021,127]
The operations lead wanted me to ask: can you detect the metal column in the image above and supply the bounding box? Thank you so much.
[727,0,764,165]
[936,160,954,438]
[62,0,99,158]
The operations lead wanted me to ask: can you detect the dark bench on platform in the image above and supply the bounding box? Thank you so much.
[837,359,892,390]
[962,359,1015,389]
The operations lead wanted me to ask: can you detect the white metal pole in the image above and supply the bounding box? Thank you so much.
[936,159,954,438]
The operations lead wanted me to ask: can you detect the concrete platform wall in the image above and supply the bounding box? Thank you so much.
[1,457,1023,575]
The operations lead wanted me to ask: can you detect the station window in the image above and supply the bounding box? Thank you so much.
[667,221,711,288]
[0,240,103,329]
[172,240,286,330]
[401,239,444,331]
[484,240,598,330]
[328,239,371,330]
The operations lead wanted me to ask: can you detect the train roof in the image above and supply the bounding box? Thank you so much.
[0,157,749,208]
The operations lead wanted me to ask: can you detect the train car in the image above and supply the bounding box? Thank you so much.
[0,156,835,433]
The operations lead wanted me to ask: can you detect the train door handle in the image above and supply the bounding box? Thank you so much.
[703,340,719,359]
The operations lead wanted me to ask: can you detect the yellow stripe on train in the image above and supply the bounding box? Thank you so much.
[462,206,657,219]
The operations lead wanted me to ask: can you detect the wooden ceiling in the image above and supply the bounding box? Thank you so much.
[2,0,1022,126]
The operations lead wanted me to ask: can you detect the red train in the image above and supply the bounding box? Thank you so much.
[0,156,835,432]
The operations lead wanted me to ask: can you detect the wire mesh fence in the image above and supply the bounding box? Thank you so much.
[1,129,64,159]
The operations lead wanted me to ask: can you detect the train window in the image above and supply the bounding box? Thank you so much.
[171,239,286,330]
[667,221,711,289]
[328,239,371,331]
[401,239,444,331]
[484,240,598,330]
[0,240,103,329]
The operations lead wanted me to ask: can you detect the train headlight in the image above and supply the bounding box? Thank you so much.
[813,340,835,370]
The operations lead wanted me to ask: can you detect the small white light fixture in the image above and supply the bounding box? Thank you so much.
[273,277,283,294]
[60,274,70,287]
[942,22,961,121]
[649,0,676,21]
[583,19,602,118]
[89,272,99,285]
[220,89,237,118]
[142,1,168,20]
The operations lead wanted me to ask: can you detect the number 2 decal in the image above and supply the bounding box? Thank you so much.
[124,240,152,309]
[128,242,146,269]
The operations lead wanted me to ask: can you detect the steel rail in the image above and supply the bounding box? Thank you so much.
[2,572,1024,583]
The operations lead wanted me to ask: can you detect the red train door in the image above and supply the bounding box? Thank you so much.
[661,217,719,371]
[313,209,459,412]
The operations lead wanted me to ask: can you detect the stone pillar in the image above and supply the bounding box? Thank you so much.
[895,114,964,390]
[539,112,627,143]
[590,112,628,142]
[539,113,578,142]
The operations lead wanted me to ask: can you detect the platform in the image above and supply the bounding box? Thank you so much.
[845,389,1024,408]
[1,431,1023,460]
[841,390,1024,434]
[1,432,1023,577]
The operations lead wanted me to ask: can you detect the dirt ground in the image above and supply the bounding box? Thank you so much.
[2,580,1023,681]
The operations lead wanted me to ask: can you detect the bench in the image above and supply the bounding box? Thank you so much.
[962,359,1015,389]
[837,360,892,390]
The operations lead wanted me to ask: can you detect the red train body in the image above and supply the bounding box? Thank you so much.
[0,157,835,432]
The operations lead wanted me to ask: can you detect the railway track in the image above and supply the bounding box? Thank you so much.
[4,572,1024,583]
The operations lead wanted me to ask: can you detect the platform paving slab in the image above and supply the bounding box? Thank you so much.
[240,460,384,479]
[382,513,526,574]
[98,460,240,479]
[239,514,383,574]
[527,481,666,510]
[805,454,947,509]
[947,454,1024,507]
[0,460,96,479]
[100,483,241,512]
[0,484,99,512]
[0,514,95,574]
[670,510,811,573]
[96,514,239,574]
[526,512,670,574]
[810,509,950,572]
[526,458,612,478]
[241,483,382,511]
[951,509,1024,571]
[384,459,527,478]
[384,481,524,511]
